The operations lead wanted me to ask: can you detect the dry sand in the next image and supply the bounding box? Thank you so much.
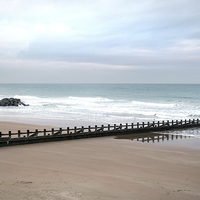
[0,121,57,133]
[0,121,200,200]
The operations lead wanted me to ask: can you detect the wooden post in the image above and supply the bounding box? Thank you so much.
[153,121,155,127]
[148,122,150,127]
[9,131,11,138]
[108,124,110,131]
[67,127,69,134]
[44,129,46,136]
[0,132,1,138]
[60,128,62,134]
[114,124,116,130]
[162,121,165,126]
[158,121,160,127]
[172,120,174,126]
[74,127,77,133]
[35,129,38,136]
[52,128,54,135]
[101,125,104,131]
[142,122,145,128]
[180,120,182,125]
[18,130,21,138]
[120,124,122,130]
[197,119,199,124]
[126,123,128,129]
[27,130,29,137]
[82,126,84,133]
[137,122,139,129]
[189,119,191,124]
[131,123,134,129]
[167,120,169,126]
[88,126,91,132]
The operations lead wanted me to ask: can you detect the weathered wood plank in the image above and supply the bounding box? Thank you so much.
[1,119,200,147]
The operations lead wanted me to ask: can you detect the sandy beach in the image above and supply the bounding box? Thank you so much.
[0,121,200,200]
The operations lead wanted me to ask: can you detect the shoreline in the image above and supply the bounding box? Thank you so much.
[0,117,107,130]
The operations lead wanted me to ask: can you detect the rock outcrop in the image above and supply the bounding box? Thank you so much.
[0,98,29,106]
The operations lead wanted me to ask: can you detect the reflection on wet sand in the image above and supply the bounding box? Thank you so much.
[115,133,190,143]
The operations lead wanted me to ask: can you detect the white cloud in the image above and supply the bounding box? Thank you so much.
[0,0,200,83]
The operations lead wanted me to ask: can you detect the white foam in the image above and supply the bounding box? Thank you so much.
[0,93,199,125]
[131,100,176,108]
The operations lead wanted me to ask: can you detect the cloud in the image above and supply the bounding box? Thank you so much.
[0,0,200,83]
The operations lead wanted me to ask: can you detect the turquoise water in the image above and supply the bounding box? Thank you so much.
[0,84,200,125]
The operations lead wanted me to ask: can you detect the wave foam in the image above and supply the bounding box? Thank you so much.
[0,94,198,125]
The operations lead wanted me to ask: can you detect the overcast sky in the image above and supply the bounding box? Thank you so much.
[0,0,200,83]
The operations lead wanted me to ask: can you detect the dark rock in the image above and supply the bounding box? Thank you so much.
[0,98,29,106]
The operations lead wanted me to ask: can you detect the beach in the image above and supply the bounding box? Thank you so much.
[0,121,200,200]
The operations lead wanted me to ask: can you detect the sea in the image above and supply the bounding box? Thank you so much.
[0,84,200,131]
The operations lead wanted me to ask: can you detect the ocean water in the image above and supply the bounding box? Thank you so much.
[0,84,200,127]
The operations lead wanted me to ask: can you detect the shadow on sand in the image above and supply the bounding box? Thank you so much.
[115,132,191,143]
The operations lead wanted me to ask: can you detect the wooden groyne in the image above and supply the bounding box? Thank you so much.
[0,119,200,147]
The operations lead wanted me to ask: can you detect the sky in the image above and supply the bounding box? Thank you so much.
[0,0,200,83]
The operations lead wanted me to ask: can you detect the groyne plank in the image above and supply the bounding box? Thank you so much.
[0,119,200,147]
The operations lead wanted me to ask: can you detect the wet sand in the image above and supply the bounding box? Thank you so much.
[0,121,200,200]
